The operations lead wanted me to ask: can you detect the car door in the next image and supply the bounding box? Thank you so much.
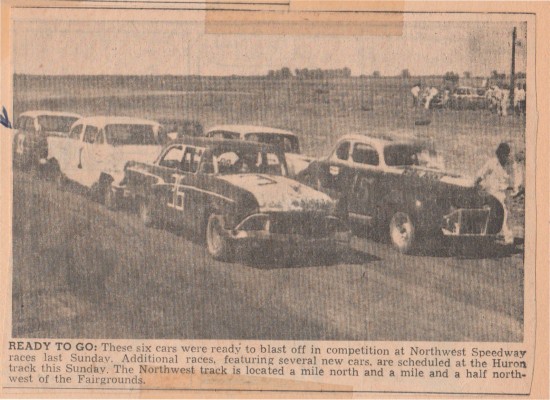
[89,129,111,181]
[348,142,381,225]
[14,116,34,157]
[51,123,81,175]
[155,144,186,225]
[74,124,99,187]
[167,145,204,229]
[320,140,354,196]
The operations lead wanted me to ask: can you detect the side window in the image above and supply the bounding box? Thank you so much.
[159,145,184,169]
[16,117,29,130]
[83,126,99,143]
[69,125,83,140]
[352,143,379,166]
[181,146,204,173]
[19,117,35,131]
[334,141,350,161]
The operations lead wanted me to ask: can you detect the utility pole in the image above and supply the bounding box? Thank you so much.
[510,27,516,111]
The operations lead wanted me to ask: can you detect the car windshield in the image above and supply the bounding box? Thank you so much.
[104,124,157,145]
[384,144,444,169]
[244,133,300,153]
[213,148,286,176]
[207,130,240,140]
[37,115,79,133]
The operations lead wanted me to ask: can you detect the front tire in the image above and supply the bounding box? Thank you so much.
[206,214,232,261]
[389,211,416,253]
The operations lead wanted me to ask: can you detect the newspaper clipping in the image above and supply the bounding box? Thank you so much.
[0,0,548,397]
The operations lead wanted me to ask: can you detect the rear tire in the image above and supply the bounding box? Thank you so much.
[206,214,232,261]
[389,211,416,254]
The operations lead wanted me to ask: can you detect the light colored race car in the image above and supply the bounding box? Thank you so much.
[13,110,81,169]
[47,116,162,205]
[449,87,488,110]
[205,124,313,177]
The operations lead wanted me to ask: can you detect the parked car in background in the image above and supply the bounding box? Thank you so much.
[205,125,313,177]
[449,87,487,110]
[13,110,81,169]
[48,116,162,205]
[297,134,504,253]
[118,137,350,261]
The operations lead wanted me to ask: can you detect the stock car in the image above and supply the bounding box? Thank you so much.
[48,116,163,204]
[205,125,313,177]
[449,87,488,110]
[116,137,350,261]
[13,110,81,169]
[297,134,505,253]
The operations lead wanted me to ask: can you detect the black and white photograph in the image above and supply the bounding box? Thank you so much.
[10,14,529,345]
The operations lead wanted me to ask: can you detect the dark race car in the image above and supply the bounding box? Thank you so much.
[13,111,81,169]
[116,137,350,261]
[297,134,504,254]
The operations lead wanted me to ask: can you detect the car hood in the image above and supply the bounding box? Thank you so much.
[398,166,475,188]
[218,174,335,213]
[285,153,314,176]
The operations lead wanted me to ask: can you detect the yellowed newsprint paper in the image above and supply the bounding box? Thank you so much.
[0,0,548,398]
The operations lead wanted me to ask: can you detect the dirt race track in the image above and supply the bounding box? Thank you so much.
[12,170,524,341]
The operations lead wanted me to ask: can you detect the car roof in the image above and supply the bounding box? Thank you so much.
[206,124,296,137]
[337,133,421,148]
[73,116,160,128]
[19,110,82,119]
[169,136,284,154]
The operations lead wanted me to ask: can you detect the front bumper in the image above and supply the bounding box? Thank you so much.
[228,229,351,247]
[223,213,351,248]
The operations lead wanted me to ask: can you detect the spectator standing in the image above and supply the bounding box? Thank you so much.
[475,142,516,244]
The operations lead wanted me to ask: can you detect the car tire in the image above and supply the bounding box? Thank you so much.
[138,197,155,227]
[389,211,416,254]
[206,214,232,261]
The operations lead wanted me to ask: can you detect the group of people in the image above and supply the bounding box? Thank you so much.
[410,84,442,110]
[410,82,526,116]
[485,84,526,116]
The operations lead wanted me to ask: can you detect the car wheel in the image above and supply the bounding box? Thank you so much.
[389,211,416,253]
[206,214,232,261]
[138,197,155,227]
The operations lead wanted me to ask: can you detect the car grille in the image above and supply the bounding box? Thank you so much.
[268,213,341,238]
[442,208,491,236]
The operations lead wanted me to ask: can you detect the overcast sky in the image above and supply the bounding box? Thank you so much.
[13,20,527,76]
